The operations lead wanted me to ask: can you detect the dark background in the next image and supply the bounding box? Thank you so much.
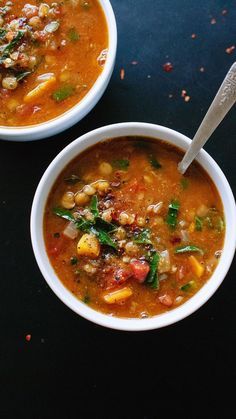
[1,0,236,417]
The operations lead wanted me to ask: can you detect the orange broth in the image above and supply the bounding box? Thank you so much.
[44,137,225,318]
[0,0,108,126]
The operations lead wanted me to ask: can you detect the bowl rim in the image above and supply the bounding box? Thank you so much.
[0,0,117,140]
[30,122,236,331]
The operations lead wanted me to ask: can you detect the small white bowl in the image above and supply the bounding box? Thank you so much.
[31,122,236,331]
[0,0,117,142]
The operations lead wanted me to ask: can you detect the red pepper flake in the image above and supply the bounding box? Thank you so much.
[191,33,197,39]
[163,62,173,72]
[131,61,138,65]
[210,18,216,24]
[199,66,205,72]
[25,334,31,342]
[222,9,227,15]
[181,89,187,97]
[225,45,235,54]
[120,68,125,80]
[184,95,191,102]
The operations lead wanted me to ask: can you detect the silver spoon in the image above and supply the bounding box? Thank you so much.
[178,62,236,174]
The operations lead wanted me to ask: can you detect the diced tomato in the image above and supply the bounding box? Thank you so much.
[105,267,132,290]
[158,294,173,307]
[130,260,150,283]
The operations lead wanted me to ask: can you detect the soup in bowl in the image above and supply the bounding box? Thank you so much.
[30,123,236,330]
[0,0,117,140]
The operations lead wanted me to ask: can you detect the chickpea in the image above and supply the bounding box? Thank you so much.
[94,180,110,193]
[137,216,146,227]
[7,98,20,111]
[83,184,96,196]
[99,162,113,176]
[102,208,113,223]
[2,76,18,90]
[125,241,139,255]
[61,191,75,209]
[114,227,126,240]
[29,16,41,29]
[75,192,89,206]
[119,212,135,226]
[39,3,50,18]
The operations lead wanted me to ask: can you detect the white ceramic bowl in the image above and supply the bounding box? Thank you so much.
[31,122,236,331]
[0,0,117,142]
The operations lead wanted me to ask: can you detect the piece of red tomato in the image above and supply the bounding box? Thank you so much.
[130,260,150,283]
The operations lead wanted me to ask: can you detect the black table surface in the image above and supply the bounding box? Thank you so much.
[1,1,236,417]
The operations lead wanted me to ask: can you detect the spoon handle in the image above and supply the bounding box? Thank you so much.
[178,62,236,174]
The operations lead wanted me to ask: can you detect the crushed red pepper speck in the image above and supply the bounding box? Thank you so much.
[26,334,31,342]
[225,45,235,54]
[120,68,125,80]
[191,33,196,39]
[163,62,173,72]
[181,90,187,97]
[211,18,216,24]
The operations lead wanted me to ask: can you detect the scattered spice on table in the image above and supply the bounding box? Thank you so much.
[210,18,216,25]
[147,74,151,78]
[191,33,197,39]
[131,61,138,65]
[184,95,191,102]
[199,66,205,72]
[120,68,125,80]
[163,62,173,72]
[25,334,31,342]
[222,9,227,15]
[181,90,190,102]
[225,45,235,54]
[168,93,173,98]
[181,89,187,97]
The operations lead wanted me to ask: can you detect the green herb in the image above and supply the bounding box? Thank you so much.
[180,177,189,190]
[83,295,90,304]
[70,256,78,265]
[16,71,31,82]
[166,200,180,229]
[146,252,160,289]
[175,245,204,255]
[68,27,80,41]
[112,159,130,170]
[53,232,60,238]
[64,174,80,184]
[195,216,202,231]
[0,30,24,63]
[181,280,196,292]
[90,195,99,218]
[95,217,117,232]
[134,228,152,245]
[215,216,225,232]
[149,154,162,169]
[53,207,117,250]
[0,28,6,39]
[74,269,82,275]
[53,207,75,222]
[52,85,75,102]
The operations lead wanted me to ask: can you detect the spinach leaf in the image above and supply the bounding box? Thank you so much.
[133,228,152,244]
[91,227,117,249]
[82,295,90,304]
[149,154,162,169]
[0,28,6,39]
[68,27,80,41]
[16,71,31,82]
[146,251,160,289]
[166,200,180,229]
[52,85,75,102]
[112,159,130,170]
[95,217,117,232]
[53,207,75,222]
[181,280,196,292]
[175,245,204,255]
[90,195,99,218]
[0,31,24,63]
[195,216,202,231]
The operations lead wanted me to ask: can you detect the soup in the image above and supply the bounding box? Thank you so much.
[44,137,225,318]
[0,0,108,126]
